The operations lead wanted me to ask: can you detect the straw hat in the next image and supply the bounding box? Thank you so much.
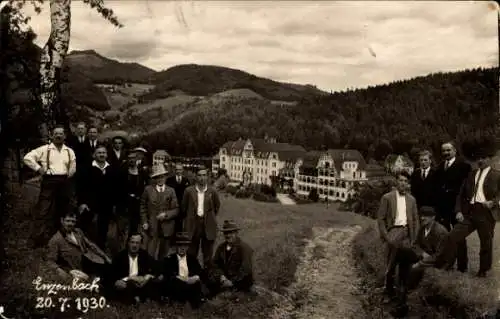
[174,232,191,245]
[150,165,168,178]
[221,220,240,233]
[133,147,148,153]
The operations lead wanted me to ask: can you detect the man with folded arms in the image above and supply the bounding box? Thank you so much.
[109,233,161,304]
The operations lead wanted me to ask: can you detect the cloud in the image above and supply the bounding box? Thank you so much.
[22,0,498,92]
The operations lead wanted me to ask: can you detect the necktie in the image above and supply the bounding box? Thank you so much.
[473,169,483,202]
[79,137,84,143]
[177,176,181,183]
[421,169,426,179]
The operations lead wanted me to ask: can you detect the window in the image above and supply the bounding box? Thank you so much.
[272,162,276,168]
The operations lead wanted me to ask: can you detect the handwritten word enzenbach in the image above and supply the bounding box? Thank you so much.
[32,276,100,295]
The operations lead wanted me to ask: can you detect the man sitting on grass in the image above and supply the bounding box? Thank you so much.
[108,233,162,304]
[206,220,254,298]
[47,211,111,283]
[160,232,206,309]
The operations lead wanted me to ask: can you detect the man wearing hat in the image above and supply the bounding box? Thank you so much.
[433,140,500,277]
[182,166,221,267]
[160,232,205,309]
[140,165,179,260]
[391,206,451,317]
[206,220,254,297]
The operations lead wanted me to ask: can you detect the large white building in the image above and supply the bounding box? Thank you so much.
[294,149,368,202]
[218,137,306,185]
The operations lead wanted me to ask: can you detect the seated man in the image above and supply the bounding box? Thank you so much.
[109,233,161,304]
[47,211,112,283]
[391,206,451,317]
[161,232,205,309]
[206,220,254,298]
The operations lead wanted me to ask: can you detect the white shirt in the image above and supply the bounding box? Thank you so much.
[89,139,97,148]
[78,136,85,143]
[114,149,121,159]
[471,166,491,204]
[177,254,189,278]
[177,175,182,183]
[445,157,456,169]
[23,143,76,177]
[424,227,431,238]
[67,232,78,245]
[156,185,165,193]
[92,160,110,173]
[394,191,407,226]
[196,185,207,217]
[128,255,139,277]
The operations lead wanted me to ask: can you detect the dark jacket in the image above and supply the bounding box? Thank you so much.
[211,237,254,285]
[410,167,437,209]
[109,249,160,282]
[455,167,500,221]
[166,175,190,206]
[162,254,203,280]
[107,148,127,170]
[182,185,221,241]
[434,158,471,216]
[79,163,119,210]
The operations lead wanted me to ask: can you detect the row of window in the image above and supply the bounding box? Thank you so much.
[226,156,278,167]
[297,186,349,199]
[229,172,270,184]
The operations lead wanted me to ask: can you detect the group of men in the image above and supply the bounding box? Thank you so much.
[377,140,499,316]
[23,123,255,308]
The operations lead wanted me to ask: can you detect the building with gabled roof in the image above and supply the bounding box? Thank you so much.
[293,149,368,202]
[218,137,306,185]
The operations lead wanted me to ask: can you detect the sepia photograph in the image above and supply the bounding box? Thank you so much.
[0,0,499,318]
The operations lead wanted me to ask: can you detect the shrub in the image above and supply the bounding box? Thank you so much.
[346,178,395,218]
[253,192,279,203]
[308,188,319,202]
[259,184,277,197]
[290,193,314,205]
[225,185,238,195]
[235,189,251,198]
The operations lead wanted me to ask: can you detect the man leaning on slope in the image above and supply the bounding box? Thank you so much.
[376,171,419,312]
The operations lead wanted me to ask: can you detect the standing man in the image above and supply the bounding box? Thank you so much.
[436,142,500,277]
[376,171,419,311]
[167,163,190,232]
[87,126,99,155]
[182,167,221,268]
[67,122,92,203]
[410,150,436,209]
[108,136,127,169]
[434,141,471,272]
[140,165,179,260]
[77,145,118,249]
[23,125,77,246]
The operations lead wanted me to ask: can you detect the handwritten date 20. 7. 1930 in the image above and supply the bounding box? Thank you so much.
[35,296,109,313]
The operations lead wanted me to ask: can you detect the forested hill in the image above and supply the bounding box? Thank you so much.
[143,67,499,160]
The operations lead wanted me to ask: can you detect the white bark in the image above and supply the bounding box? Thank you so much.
[39,0,71,138]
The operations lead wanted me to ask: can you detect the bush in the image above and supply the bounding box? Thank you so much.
[290,193,315,205]
[259,184,277,197]
[346,178,395,218]
[308,188,319,202]
[253,192,279,203]
[225,185,238,195]
[235,189,251,198]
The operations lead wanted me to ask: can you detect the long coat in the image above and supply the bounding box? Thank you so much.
[140,185,179,258]
[181,185,221,241]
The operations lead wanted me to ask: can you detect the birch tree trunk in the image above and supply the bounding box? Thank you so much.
[39,0,71,141]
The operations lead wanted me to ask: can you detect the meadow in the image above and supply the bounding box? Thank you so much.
[0,182,372,319]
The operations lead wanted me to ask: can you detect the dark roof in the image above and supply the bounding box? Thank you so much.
[326,149,367,171]
[300,151,323,168]
[299,166,318,176]
[220,138,306,160]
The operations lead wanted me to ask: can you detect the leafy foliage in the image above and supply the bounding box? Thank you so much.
[142,67,499,161]
[346,178,395,218]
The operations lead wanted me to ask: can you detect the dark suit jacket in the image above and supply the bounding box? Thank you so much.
[434,158,471,216]
[140,185,179,237]
[67,135,95,172]
[110,249,160,282]
[78,164,120,210]
[377,190,420,245]
[162,254,202,280]
[182,185,221,241]
[455,167,500,221]
[166,175,190,206]
[108,148,127,169]
[211,237,254,284]
[414,221,449,257]
[410,167,436,209]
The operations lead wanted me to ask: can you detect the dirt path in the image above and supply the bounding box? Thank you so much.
[271,225,365,319]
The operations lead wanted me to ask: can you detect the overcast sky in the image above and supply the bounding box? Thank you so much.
[23,1,499,92]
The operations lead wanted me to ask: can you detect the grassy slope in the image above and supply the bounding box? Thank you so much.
[353,221,500,318]
[0,183,372,319]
